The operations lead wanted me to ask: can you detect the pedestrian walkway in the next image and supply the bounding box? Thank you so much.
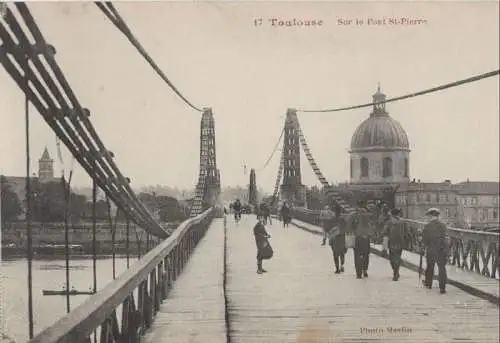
[143,218,226,343]
[292,218,500,304]
[145,215,499,343]
[226,216,499,343]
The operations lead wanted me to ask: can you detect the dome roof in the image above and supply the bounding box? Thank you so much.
[350,116,410,151]
[350,85,410,152]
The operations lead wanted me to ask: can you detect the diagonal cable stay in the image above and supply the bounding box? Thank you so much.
[257,126,285,172]
[297,69,499,113]
[95,2,204,113]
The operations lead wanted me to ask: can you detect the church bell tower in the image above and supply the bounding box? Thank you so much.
[38,147,54,183]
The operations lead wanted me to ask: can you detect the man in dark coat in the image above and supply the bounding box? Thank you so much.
[353,201,373,278]
[233,199,242,221]
[384,208,406,281]
[422,208,448,294]
[260,202,271,225]
[334,200,343,220]
[280,202,291,228]
[320,205,334,245]
[254,217,271,274]
[329,214,347,273]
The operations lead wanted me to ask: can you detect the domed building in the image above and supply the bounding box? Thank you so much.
[349,85,411,184]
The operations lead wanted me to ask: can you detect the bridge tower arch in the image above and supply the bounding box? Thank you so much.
[280,108,306,207]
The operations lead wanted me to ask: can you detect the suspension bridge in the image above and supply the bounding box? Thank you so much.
[1,3,499,343]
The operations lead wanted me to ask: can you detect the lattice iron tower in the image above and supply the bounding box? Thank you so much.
[280,108,305,206]
[190,108,220,216]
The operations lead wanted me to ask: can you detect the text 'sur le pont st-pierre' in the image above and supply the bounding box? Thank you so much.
[338,17,428,26]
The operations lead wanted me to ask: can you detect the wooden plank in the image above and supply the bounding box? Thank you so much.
[143,218,226,343]
[226,216,499,342]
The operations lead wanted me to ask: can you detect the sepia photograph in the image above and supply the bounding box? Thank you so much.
[0,1,499,342]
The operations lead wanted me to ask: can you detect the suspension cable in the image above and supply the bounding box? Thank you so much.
[1,3,168,237]
[270,148,284,206]
[55,136,64,178]
[296,69,499,113]
[92,176,97,294]
[135,226,142,259]
[257,126,285,172]
[294,116,329,187]
[24,64,34,339]
[106,196,118,280]
[5,3,146,228]
[95,2,204,113]
[126,216,130,269]
[112,208,120,279]
[63,173,72,313]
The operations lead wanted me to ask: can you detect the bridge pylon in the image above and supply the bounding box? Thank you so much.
[191,108,221,217]
[280,108,306,207]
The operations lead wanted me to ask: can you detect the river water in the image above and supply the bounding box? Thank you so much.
[1,256,139,343]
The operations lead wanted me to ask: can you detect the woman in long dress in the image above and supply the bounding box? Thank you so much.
[254,217,271,274]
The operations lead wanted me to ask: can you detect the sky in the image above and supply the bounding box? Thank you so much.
[1,1,499,194]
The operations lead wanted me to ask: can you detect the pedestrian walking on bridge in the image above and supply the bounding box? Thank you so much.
[353,201,373,279]
[384,208,405,281]
[320,205,334,245]
[329,214,347,273]
[260,202,271,225]
[281,202,291,228]
[422,208,448,294]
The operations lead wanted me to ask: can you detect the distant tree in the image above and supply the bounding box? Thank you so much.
[69,193,87,222]
[82,199,110,220]
[29,179,88,222]
[157,195,184,222]
[138,192,157,214]
[32,180,66,222]
[0,176,22,224]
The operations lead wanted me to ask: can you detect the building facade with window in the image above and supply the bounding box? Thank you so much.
[453,181,499,229]
[395,180,458,225]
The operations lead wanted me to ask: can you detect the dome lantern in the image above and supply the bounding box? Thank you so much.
[350,85,410,152]
[371,82,388,117]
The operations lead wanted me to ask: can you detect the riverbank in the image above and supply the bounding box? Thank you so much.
[1,242,156,259]
[1,220,178,259]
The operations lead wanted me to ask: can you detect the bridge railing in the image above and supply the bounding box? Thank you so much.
[402,219,499,279]
[292,207,499,279]
[29,208,215,343]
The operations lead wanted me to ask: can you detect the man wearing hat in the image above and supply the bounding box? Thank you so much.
[422,208,448,294]
[384,208,406,281]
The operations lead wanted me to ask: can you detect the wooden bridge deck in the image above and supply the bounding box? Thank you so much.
[146,215,499,343]
[143,218,227,343]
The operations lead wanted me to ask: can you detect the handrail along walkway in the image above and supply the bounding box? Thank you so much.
[28,208,215,343]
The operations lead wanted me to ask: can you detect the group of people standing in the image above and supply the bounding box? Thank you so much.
[321,200,449,293]
[256,201,292,228]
